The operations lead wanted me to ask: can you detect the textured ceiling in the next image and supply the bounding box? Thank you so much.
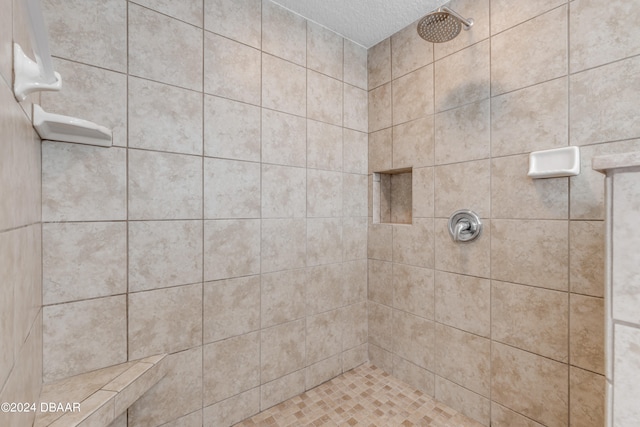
[269,0,448,48]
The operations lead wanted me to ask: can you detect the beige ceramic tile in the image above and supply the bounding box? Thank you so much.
[435,376,491,425]
[308,70,343,126]
[307,22,343,80]
[306,354,342,390]
[306,169,342,217]
[392,65,434,125]
[491,0,565,35]
[434,271,490,337]
[261,0,306,65]
[128,150,202,220]
[128,221,201,292]
[42,142,125,221]
[203,275,260,343]
[434,159,490,218]
[43,222,126,304]
[306,218,342,266]
[368,38,391,89]
[492,281,569,362]
[392,117,434,169]
[368,222,393,261]
[204,0,260,47]
[433,0,490,60]
[262,109,306,167]
[203,332,260,405]
[203,219,260,281]
[204,388,259,427]
[132,0,202,26]
[491,77,568,157]
[491,6,567,96]
[614,324,640,426]
[204,158,261,219]
[129,77,203,155]
[0,231,14,387]
[108,412,128,427]
[159,410,202,427]
[342,302,367,349]
[307,120,342,171]
[435,99,490,165]
[307,310,343,364]
[393,264,434,319]
[343,218,367,261]
[434,40,490,112]
[343,344,368,371]
[369,128,392,173]
[343,129,368,174]
[261,219,306,273]
[393,219,435,268]
[491,219,568,291]
[344,84,368,133]
[260,371,304,411]
[262,53,306,116]
[344,40,368,90]
[368,82,392,133]
[128,284,202,359]
[391,20,433,79]
[0,0,11,86]
[569,367,605,427]
[434,217,491,279]
[492,342,568,427]
[43,296,126,382]
[342,259,367,304]
[204,95,261,162]
[12,224,40,354]
[390,173,413,224]
[368,260,393,306]
[368,344,394,373]
[570,294,604,374]
[570,56,640,146]
[129,347,202,427]
[491,154,569,219]
[204,32,260,105]
[394,310,435,370]
[570,221,605,297]
[261,164,306,218]
[306,263,344,314]
[570,0,640,73]
[491,403,545,427]
[128,3,202,91]
[435,324,490,396]
[43,0,126,71]
[261,320,306,383]
[261,269,306,328]
[413,167,434,218]
[392,356,435,397]
[343,174,367,217]
[368,302,394,351]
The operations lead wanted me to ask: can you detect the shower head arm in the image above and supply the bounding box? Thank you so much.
[439,6,474,30]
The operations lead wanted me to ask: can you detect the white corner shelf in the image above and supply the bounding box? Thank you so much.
[528,146,580,179]
[33,104,113,147]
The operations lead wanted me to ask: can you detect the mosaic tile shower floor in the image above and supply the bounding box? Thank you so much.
[234,364,485,427]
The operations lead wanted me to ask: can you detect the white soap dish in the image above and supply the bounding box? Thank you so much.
[33,104,112,147]
[528,146,580,179]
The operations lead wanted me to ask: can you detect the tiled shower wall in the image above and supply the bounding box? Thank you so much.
[367,0,639,426]
[0,1,44,427]
[40,0,368,425]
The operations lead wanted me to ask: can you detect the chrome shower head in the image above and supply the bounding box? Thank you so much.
[417,6,473,43]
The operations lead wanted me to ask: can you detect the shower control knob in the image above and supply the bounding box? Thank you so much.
[448,209,482,242]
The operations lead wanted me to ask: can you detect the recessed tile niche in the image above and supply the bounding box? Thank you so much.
[373,168,412,224]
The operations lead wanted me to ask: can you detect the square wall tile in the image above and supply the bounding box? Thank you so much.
[434,40,490,112]
[413,167,434,218]
[204,95,261,162]
[129,3,203,91]
[435,159,490,218]
[262,164,306,218]
[204,0,261,48]
[491,6,567,96]
[435,99,490,165]
[132,0,202,26]
[369,128,392,173]
[368,222,393,261]
[368,344,394,373]
[433,0,490,60]
[391,20,433,79]
[392,356,435,397]
[435,217,491,279]
[393,219,434,268]
[43,296,127,382]
[342,302,367,349]
[491,77,568,157]
[435,376,490,426]
[204,219,260,281]
[0,231,15,387]
[262,53,306,116]
[306,218,343,266]
[42,142,126,222]
[11,225,40,355]
[128,221,202,292]
[343,259,367,304]
[261,269,306,328]
[570,221,605,297]
[261,371,304,410]
[43,222,126,304]
[203,275,260,343]
[261,319,306,383]
[204,158,261,219]
[203,332,260,405]
[43,0,126,71]
[368,83,392,133]
[491,0,564,35]
[261,0,306,66]
[262,109,306,167]
[128,150,202,220]
[307,169,342,218]
[368,260,393,306]
[569,367,605,427]
[344,40,367,90]
[368,39,391,90]
[492,281,569,362]
[306,354,342,390]
[261,219,306,273]
[435,271,490,337]
[204,389,259,427]
[392,65,434,125]
[129,77,203,156]
[368,302,393,351]
[344,84,368,133]
[614,324,640,426]
[344,344,368,372]
[570,294,604,374]
[491,403,546,427]
[307,310,342,364]
[128,284,202,359]
[393,311,435,370]
[307,120,342,171]
[307,70,343,126]
[343,174,368,217]
[393,117,435,169]
[307,22,343,80]
[343,217,368,261]
[393,264,434,319]
[204,32,261,105]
